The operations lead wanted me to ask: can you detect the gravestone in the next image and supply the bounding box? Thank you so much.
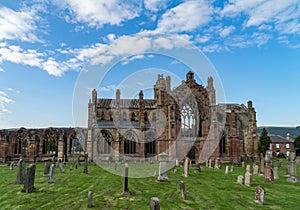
[75,163,78,169]
[158,152,168,182]
[260,153,265,174]
[83,154,88,174]
[43,161,51,177]
[178,180,186,200]
[253,164,259,176]
[52,156,56,165]
[48,164,55,184]
[16,159,26,184]
[123,163,129,194]
[286,163,290,176]
[287,152,299,182]
[88,191,92,208]
[273,167,279,180]
[194,163,201,173]
[150,197,160,210]
[175,159,179,166]
[241,161,245,168]
[277,160,282,168]
[264,154,274,183]
[205,159,209,167]
[230,165,234,173]
[208,159,212,168]
[254,186,266,205]
[245,165,252,187]
[10,162,14,170]
[184,157,189,177]
[237,175,244,184]
[59,162,65,173]
[22,164,36,193]
[70,165,73,170]
[214,158,220,169]
[172,166,177,173]
[225,166,229,174]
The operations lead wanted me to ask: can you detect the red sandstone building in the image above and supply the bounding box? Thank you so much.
[269,134,294,157]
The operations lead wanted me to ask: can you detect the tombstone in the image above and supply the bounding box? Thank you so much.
[48,164,55,184]
[245,165,252,187]
[77,156,81,166]
[83,154,88,174]
[225,166,229,174]
[277,160,282,168]
[75,163,78,170]
[184,157,189,177]
[70,165,73,170]
[158,152,168,182]
[260,153,265,174]
[150,158,154,165]
[237,175,244,184]
[43,161,51,177]
[287,152,299,183]
[59,162,65,173]
[205,159,209,167]
[10,162,14,170]
[175,159,179,166]
[241,161,245,168]
[230,165,234,173]
[172,166,177,173]
[208,159,212,168]
[253,164,259,176]
[214,158,220,169]
[178,180,187,200]
[286,163,290,176]
[150,197,160,210]
[22,164,36,193]
[254,186,266,205]
[194,163,201,173]
[88,191,92,208]
[63,155,66,165]
[264,154,274,183]
[123,163,129,194]
[273,167,279,180]
[16,159,26,184]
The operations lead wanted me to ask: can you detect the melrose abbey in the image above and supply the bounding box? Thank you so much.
[0,71,258,163]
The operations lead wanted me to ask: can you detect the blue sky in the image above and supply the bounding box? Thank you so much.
[0,0,299,128]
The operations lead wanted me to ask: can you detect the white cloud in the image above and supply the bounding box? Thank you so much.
[220,26,236,37]
[144,0,168,12]
[55,0,141,28]
[0,67,4,72]
[155,0,213,33]
[0,90,13,114]
[6,88,20,94]
[121,54,145,65]
[0,6,40,42]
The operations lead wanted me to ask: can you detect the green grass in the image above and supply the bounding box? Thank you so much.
[0,160,299,210]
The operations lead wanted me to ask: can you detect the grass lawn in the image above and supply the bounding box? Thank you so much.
[0,160,299,210]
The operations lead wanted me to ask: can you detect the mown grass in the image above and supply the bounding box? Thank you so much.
[0,159,299,210]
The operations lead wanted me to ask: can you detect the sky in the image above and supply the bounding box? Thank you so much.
[0,0,300,129]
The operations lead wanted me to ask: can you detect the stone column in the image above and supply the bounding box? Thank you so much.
[88,191,92,208]
[123,163,129,194]
[158,152,168,182]
[83,154,88,174]
[150,197,160,210]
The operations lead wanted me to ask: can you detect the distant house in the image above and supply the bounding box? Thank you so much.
[269,133,294,157]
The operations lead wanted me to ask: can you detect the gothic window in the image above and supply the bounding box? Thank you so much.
[131,112,135,121]
[220,133,226,155]
[181,98,199,137]
[15,134,28,156]
[101,111,105,120]
[124,131,136,154]
[122,111,127,120]
[97,130,112,154]
[145,132,156,155]
[144,112,148,122]
[69,133,84,154]
[42,130,57,155]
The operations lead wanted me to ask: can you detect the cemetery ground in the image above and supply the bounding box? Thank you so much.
[0,160,299,210]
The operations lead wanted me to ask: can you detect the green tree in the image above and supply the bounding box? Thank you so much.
[258,128,271,155]
[294,135,300,156]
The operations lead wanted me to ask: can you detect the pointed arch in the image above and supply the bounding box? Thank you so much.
[123,130,137,154]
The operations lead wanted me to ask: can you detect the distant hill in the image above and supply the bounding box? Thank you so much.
[257,126,300,138]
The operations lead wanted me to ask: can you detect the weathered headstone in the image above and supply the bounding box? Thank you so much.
[237,175,244,184]
[70,165,73,170]
[286,163,290,176]
[88,191,92,208]
[158,152,168,182]
[277,160,282,168]
[254,186,266,205]
[208,159,212,168]
[172,166,177,173]
[214,158,220,169]
[273,167,279,180]
[83,154,88,174]
[184,157,189,177]
[225,166,229,174]
[194,163,201,173]
[245,165,252,187]
[48,164,55,184]
[253,164,259,176]
[264,153,274,183]
[178,180,186,200]
[43,161,51,177]
[10,162,14,170]
[123,163,129,194]
[175,159,179,166]
[59,162,65,173]
[241,161,245,168]
[22,164,36,193]
[260,153,265,174]
[16,159,26,184]
[230,165,234,173]
[287,152,299,182]
[150,197,160,210]
[75,163,78,169]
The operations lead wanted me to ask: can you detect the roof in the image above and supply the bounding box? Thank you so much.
[97,99,156,109]
[269,134,294,143]
[93,120,155,129]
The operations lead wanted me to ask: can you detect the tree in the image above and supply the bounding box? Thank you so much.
[294,135,300,156]
[258,128,271,155]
